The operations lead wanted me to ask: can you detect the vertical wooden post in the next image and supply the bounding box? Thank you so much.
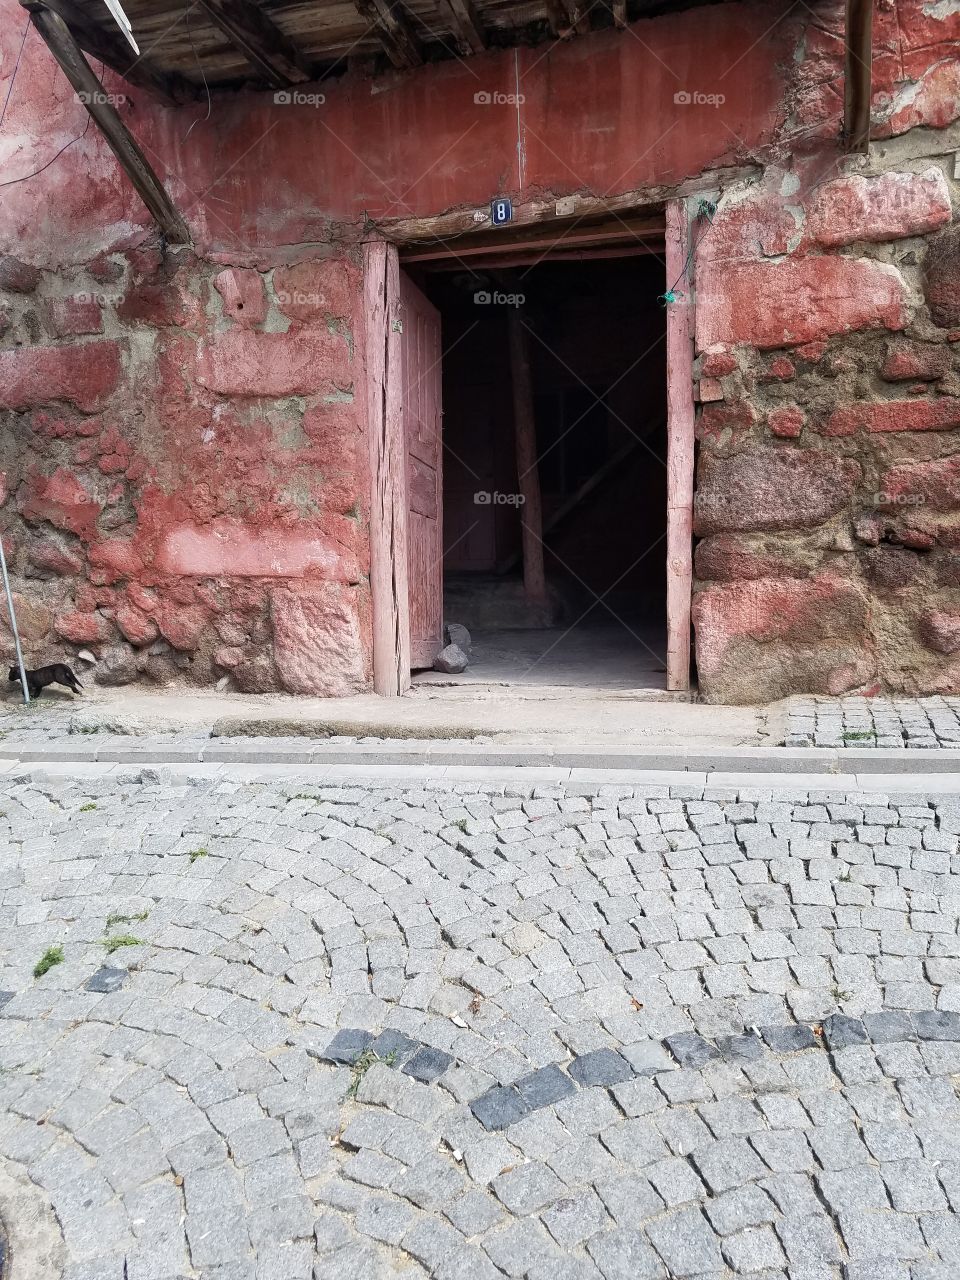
[363,239,411,696]
[665,198,695,692]
[508,308,548,606]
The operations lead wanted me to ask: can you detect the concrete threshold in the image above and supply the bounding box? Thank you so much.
[1,740,959,775]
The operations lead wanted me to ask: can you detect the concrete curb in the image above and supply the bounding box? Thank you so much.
[1,740,960,774]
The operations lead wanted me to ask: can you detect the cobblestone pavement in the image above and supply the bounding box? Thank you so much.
[2,770,960,1280]
[785,696,960,749]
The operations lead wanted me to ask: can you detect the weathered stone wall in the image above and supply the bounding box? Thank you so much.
[0,247,370,693]
[692,158,960,702]
[2,0,960,700]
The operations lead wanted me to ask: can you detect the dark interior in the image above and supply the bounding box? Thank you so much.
[412,252,669,687]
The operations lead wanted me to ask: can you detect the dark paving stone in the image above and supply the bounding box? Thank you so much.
[369,1029,419,1064]
[470,1085,530,1131]
[514,1063,577,1110]
[822,1014,868,1050]
[320,1028,374,1065]
[664,1033,720,1069]
[568,1048,635,1087]
[863,1011,916,1044]
[401,1045,454,1083]
[760,1024,818,1053]
[717,1032,764,1063]
[0,991,14,1010]
[913,1011,960,1042]
[84,967,127,994]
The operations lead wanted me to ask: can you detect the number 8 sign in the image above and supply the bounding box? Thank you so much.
[491,197,513,226]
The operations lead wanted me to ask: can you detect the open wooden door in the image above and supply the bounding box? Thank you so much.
[400,271,444,669]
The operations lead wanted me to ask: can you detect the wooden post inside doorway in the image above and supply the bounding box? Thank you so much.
[664,197,695,692]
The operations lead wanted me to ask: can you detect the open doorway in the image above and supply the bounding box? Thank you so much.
[405,249,669,690]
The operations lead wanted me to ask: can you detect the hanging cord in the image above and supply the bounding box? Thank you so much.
[658,198,716,306]
[0,49,107,190]
[0,14,30,133]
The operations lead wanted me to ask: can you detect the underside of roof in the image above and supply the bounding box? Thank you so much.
[29,0,781,99]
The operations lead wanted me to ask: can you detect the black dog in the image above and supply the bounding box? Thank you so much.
[8,663,83,699]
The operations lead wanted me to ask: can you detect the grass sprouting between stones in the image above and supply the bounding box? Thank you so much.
[102,934,143,954]
[106,910,149,929]
[79,802,97,812]
[188,848,208,863]
[348,1049,396,1098]
[33,945,64,978]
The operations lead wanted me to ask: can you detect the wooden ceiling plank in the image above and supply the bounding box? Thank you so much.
[195,0,313,86]
[355,0,423,67]
[435,0,486,53]
[19,0,184,102]
[25,6,191,243]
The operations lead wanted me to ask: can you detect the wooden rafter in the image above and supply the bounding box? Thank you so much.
[25,7,190,243]
[843,0,874,152]
[543,0,589,37]
[196,0,312,87]
[356,0,423,68]
[19,0,184,103]
[435,0,486,54]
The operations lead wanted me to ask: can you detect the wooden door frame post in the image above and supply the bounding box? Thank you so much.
[363,238,411,696]
[665,197,695,692]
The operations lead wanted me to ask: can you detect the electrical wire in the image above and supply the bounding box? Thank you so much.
[0,114,93,188]
[182,1,212,144]
[0,54,107,190]
[0,15,31,133]
[658,198,716,306]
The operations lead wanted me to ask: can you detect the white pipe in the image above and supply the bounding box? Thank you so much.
[0,534,29,704]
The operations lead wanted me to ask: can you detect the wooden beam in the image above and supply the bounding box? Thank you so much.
[435,0,486,54]
[27,8,190,244]
[399,216,665,262]
[664,198,694,693]
[363,239,411,696]
[543,0,589,37]
[384,167,760,246]
[420,243,663,270]
[843,0,874,153]
[196,0,311,87]
[356,0,422,69]
[507,308,549,608]
[19,0,183,103]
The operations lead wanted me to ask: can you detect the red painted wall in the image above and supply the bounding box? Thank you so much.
[2,0,960,699]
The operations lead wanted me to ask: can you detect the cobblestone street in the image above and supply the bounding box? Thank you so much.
[1,769,960,1280]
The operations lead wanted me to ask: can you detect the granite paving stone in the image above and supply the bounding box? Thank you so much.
[1,767,958,1278]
